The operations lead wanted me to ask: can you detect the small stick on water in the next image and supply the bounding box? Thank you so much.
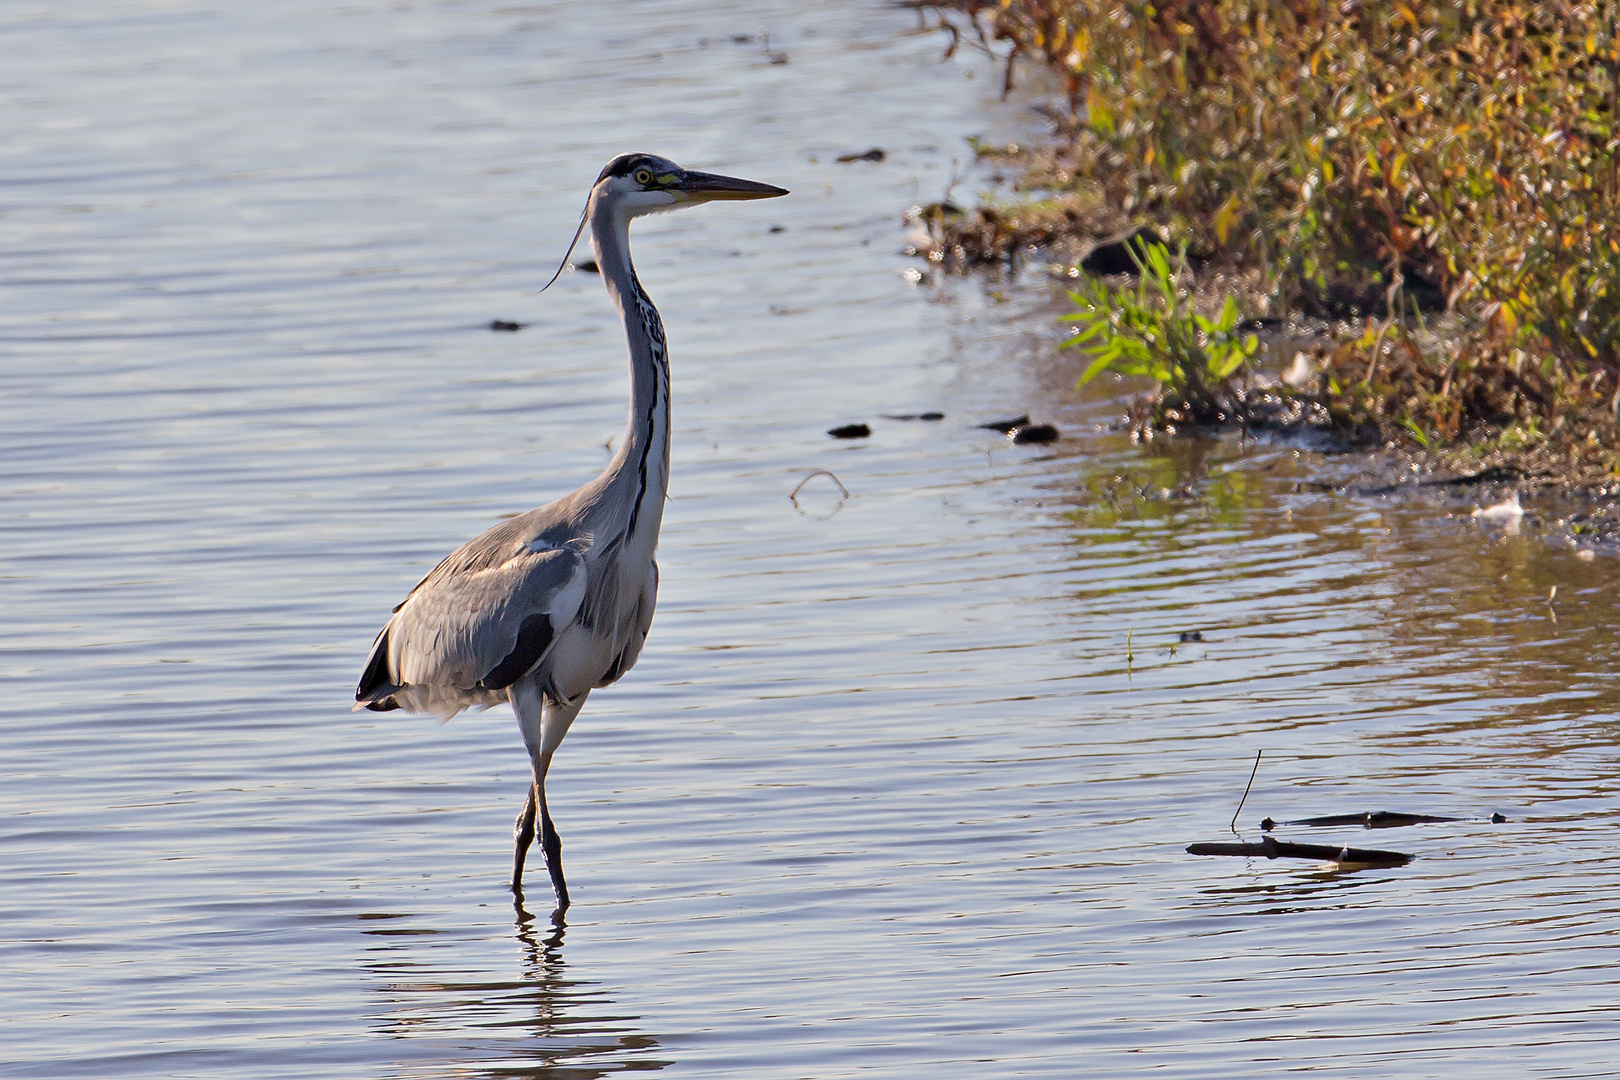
[1125,628,1134,675]
[1230,749,1263,833]
[789,469,850,505]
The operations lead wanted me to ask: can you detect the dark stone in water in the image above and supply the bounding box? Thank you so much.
[769,225,787,233]
[828,423,871,439]
[979,414,1029,433]
[489,320,525,332]
[1079,226,1167,276]
[836,148,886,163]
[1011,423,1059,444]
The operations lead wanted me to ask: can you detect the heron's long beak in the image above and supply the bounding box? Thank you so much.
[674,170,789,203]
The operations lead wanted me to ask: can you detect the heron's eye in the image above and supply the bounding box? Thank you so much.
[633,168,653,186]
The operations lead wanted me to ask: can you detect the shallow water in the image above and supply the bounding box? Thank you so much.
[4,2,1620,1078]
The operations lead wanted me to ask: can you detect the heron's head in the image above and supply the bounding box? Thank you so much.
[592,153,788,218]
[540,154,788,293]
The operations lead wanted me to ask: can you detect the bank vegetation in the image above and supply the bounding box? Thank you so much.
[916,0,1620,489]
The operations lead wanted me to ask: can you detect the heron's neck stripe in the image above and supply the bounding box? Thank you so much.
[624,273,668,542]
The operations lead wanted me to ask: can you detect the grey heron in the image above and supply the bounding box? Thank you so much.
[355,153,787,911]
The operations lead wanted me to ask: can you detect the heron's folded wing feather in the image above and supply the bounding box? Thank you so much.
[386,544,587,692]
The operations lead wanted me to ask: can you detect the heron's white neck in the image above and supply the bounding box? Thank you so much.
[589,198,670,546]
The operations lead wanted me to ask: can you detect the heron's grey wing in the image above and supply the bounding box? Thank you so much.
[382,505,584,615]
[356,529,587,715]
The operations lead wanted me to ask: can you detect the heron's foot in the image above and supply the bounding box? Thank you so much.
[540,811,569,912]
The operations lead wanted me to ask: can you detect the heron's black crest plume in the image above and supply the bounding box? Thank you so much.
[538,195,592,294]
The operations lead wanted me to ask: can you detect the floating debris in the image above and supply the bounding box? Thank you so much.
[1421,464,1522,487]
[1281,351,1318,390]
[572,259,600,274]
[769,224,788,234]
[488,320,525,332]
[1188,837,1413,868]
[789,469,849,502]
[882,411,945,421]
[978,414,1030,433]
[1261,811,1507,831]
[827,423,871,439]
[1178,630,1203,643]
[836,148,886,163]
[1472,492,1524,522]
[915,201,965,221]
[1011,423,1059,445]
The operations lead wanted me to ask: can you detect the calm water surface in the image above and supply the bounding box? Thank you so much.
[3,2,1619,1077]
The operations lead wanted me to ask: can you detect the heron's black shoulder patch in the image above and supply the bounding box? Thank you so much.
[478,613,554,690]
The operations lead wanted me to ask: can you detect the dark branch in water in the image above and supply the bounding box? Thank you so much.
[1188,837,1413,868]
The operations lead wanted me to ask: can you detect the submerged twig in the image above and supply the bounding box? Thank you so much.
[1260,810,1506,830]
[789,469,850,505]
[1230,750,1262,833]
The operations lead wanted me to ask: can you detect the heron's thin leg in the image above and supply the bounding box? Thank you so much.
[512,782,538,891]
[510,681,546,896]
[512,680,583,912]
[539,777,569,912]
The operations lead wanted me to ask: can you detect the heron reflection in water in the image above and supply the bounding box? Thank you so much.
[356,154,788,911]
[361,899,674,1074]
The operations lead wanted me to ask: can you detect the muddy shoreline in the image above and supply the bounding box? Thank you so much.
[900,177,1620,553]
